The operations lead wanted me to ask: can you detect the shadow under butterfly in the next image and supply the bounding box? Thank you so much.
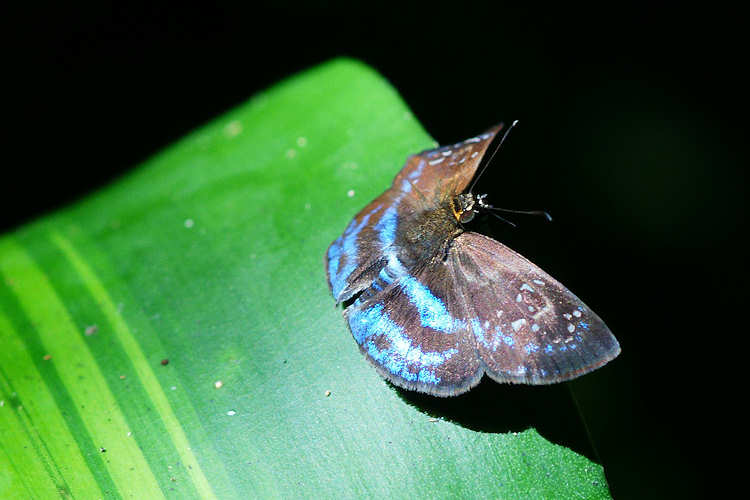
[325,122,620,397]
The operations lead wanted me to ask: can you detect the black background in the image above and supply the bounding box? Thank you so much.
[7,3,744,498]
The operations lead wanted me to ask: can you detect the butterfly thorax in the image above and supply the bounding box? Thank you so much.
[396,200,462,268]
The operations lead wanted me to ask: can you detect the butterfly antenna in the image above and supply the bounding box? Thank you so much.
[468,119,519,194]
[488,211,517,228]
[485,206,553,222]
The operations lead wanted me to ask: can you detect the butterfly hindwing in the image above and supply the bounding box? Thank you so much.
[344,253,483,396]
[448,232,621,384]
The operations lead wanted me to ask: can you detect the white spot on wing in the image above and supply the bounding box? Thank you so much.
[533,279,545,286]
[516,294,522,302]
[520,283,535,293]
[573,309,582,317]
[567,323,575,333]
[428,157,445,165]
[511,319,526,331]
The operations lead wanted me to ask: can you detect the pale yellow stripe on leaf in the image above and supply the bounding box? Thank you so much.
[0,239,165,499]
[51,232,218,500]
[0,313,103,498]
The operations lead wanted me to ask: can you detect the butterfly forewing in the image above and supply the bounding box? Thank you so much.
[392,125,503,199]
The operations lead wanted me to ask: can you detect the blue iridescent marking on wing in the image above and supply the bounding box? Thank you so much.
[378,267,394,284]
[525,342,539,354]
[327,238,342,279]
[379,254,465,334]
[399,160,426,192]
[374,206,398,249]
[407,160,426,180]
[502,332,515,346]
[400,274,466,333]
[327,209,377,299]
[348,303,458,385]
[471,318,490,348]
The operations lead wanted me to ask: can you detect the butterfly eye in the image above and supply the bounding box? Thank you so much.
[459,210,476,223]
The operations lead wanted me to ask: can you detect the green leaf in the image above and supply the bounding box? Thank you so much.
[0,59,611,499]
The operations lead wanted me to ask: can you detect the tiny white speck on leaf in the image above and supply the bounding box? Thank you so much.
[324,390,331,397]
[85,324,98,336]
[170,386,177,391]
[227,410,237,416]
[214,380,223,389]
[304,203,311,210]
[127,431,132,437]
[285,148,297,159]
[224,120,243,137]
[296,136,307,147]
[184,219,194,229]
[0,400,4,407]
[347,189,355,198]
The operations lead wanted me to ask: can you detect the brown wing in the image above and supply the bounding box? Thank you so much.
[448,232,620,384]
[342,251,483,397]
[392,124,503,200]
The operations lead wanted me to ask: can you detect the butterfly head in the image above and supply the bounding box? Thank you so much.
[452,193,490,224]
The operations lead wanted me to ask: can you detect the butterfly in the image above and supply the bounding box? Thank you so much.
[325,123,620,397]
